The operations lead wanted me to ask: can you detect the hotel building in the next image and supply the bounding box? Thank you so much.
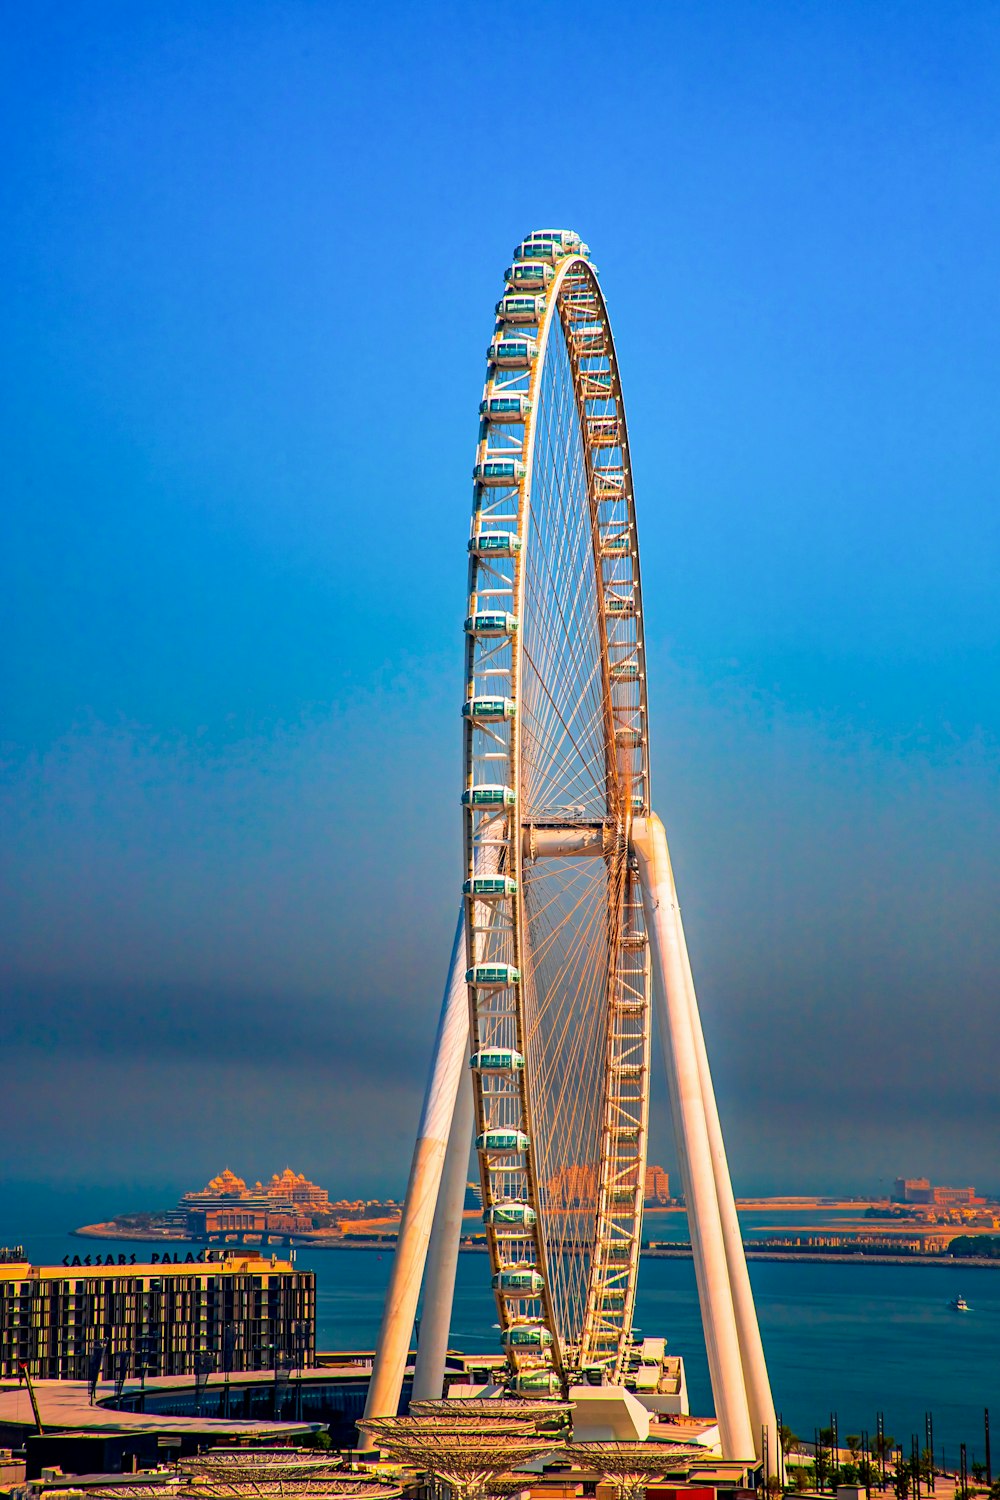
[0,1253,315,1380]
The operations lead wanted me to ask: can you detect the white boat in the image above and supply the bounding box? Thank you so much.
[950,1294,970,1311]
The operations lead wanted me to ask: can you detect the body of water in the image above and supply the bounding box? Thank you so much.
[642,1207,875,1243]
[15,1229,999,1462]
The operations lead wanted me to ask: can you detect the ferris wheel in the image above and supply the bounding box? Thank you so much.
[462,228,650,1389]
[364,231,778,1466]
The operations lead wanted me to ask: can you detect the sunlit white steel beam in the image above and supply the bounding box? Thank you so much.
[411,1046,474,1401]
[362,908,468,1425]
[632,813,755,1462]
[675,903,780,1471]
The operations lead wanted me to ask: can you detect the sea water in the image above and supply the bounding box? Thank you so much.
[18,1229,998,1461]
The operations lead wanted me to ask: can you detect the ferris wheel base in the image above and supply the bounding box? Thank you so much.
[363,817,779,1472]
[568,1383,651,1441]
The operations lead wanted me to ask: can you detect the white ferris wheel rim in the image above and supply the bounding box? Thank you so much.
[463,231,652,1389]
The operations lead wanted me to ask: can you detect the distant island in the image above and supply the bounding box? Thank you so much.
[77,1163,679,1248]
[75,1166,406,1247]
[75,1166,1000,1263]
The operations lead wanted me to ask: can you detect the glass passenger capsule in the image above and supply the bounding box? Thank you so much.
[601,533,630,555]
[484,1200,537,1228]
[464,610,518,637]
[588,415,621,445]
[473,457,525,486]
[616,727,642,747]
[564,289,600,313]
[463,875,518,899]
[496,293,546,324]
[476,1128,529,1153]
[462,696,516,722]
[493,1268,545,1295]
[582,372,614,396]
[512,239,562,265]
[488,335,537,368]
[466,962,520,987]
[605,594,636,616]
[505,262,554,290]
[512,1371,561,1395]
[609,660,640,680]
[479,393,532,423]
[570,322,605,353]
[471,1047,524,1072]
[462,784,516,810]
[516,228,587,258]
[503,1323,554,1349]
[530,227,583,249]
[468,529,521,557]
[593,472,626,496]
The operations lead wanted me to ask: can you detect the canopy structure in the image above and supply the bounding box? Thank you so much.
[567,1442,702,1500]
[179,1453,344,1481]
[175,1487,396,1500]
[83,1450,399,1500]
[84,1484,399,1500]
[364,1419,563,1500]
[408,1399,572,1430]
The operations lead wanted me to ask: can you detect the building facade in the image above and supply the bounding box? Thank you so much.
[0,1254,315,1380]
[167,1168,331,1239]
[893,1177,932,1203]
[265,1169,332,1213]
[892,1177,977,1206]
[644,1164,671,1204]
[930,1185,976,1206]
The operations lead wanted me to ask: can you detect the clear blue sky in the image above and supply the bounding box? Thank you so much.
[2,1,998,1218]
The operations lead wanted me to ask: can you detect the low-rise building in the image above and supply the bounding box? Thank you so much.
[931,1185,976,1206]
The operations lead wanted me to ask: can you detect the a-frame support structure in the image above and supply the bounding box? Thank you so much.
[362,816,778,1469]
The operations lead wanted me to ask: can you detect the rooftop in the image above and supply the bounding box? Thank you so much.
[0,1254,299,1283]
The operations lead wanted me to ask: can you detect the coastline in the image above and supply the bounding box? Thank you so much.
[71,1223,1000,1268]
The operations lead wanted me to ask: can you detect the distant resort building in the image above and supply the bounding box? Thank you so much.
[644,1164,671,1204]
[266,1168,333,1212]
[892,1176,979,1206]
[546,1163,599,1208]
[541,1162,672,1208]
[168,1168,334,1240]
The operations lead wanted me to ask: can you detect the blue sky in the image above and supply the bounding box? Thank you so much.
[2,0,998,1217]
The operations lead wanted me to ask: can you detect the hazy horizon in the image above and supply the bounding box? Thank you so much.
[3,3,998,1211]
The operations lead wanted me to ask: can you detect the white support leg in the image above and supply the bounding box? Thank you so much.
[632,814,755,1462]
[411,1051,474,1401]
[362,908,469,1424]
[676,907,780,1472]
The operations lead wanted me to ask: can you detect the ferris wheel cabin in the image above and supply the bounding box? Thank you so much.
[505,261,555,290]
[479,394,532,422]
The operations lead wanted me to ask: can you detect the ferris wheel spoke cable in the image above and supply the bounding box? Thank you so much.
[524,401,606,797]
[521,669,608,814]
